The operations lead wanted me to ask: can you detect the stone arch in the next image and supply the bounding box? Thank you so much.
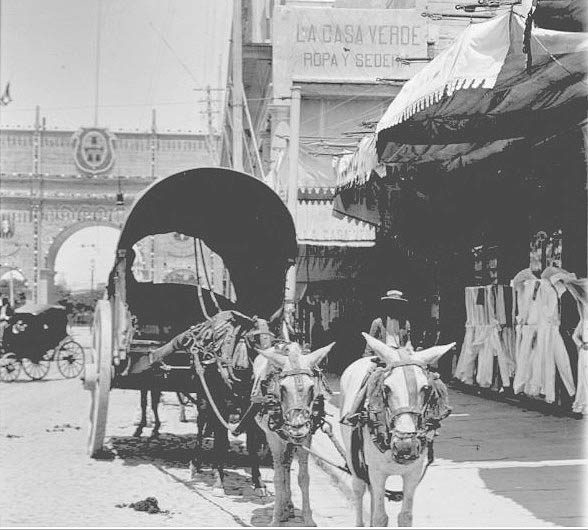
[44,220,121,303]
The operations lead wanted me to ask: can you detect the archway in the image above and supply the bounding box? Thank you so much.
[45,221,121,305]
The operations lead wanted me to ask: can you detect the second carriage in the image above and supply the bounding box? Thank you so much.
[0,303,85,382]
[84,167,298,456]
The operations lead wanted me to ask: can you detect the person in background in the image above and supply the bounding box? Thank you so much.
[364,289,413,356]
[0,297,14,344]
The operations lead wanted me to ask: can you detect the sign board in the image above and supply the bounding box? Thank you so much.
[273,6,427,97]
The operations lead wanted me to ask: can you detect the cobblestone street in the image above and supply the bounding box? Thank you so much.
[0,328,586,527]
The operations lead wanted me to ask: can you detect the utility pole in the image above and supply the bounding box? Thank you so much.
[32,106,42,303]
[94,0,102,126]
[283,86,301,339]
[205,85,219,164]
[232,0,243,171]
[150,109,157,282]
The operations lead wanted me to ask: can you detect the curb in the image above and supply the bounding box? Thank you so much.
[448,380,583,419]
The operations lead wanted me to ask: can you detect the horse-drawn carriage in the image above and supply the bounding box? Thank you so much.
[84,167,298,458]
[0,303,85,381]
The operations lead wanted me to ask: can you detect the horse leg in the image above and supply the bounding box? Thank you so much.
[297,444,316,526]
[190,397,207,478]
[133,389,148,437]
[397,464,423,527]
[368,468,389,527]
[150,390,161,438]
[246,423,266,495]
[351,475,367,527]
[178,392,188,423]
[267,433,287,527]
[283,448,294,521]
[211,414,229,490]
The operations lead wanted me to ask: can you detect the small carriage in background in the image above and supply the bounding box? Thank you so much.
[0,303,85,381]
[85,167,297,457]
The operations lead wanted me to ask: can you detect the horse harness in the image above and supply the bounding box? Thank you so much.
[257,352,330,443]
[344,358,451,457]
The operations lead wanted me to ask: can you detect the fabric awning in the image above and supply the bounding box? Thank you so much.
[376,11,587,150]
[333,10,587,225]
[271,146,377,245]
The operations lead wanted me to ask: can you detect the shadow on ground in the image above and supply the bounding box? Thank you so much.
[106,434,275,508]
[479,466,586,527]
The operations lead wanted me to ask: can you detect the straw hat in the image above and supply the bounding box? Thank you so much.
[380,289,408,302]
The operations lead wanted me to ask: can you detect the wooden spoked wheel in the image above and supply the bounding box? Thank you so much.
[56,340,85,379]
[0,353,21,382]
[85,300,112,458]
[22,356,51,380]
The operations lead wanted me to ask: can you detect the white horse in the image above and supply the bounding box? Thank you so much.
[253,341,335,527]
[340,333,455,527]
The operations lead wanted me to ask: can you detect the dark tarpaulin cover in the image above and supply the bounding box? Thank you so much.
[113,167,297,318]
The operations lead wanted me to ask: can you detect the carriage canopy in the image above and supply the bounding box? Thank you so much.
[112,167,298,318]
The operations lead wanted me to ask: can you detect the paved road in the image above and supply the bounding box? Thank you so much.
[1,327,586,527]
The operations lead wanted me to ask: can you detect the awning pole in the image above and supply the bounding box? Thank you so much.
[284,86,301,337]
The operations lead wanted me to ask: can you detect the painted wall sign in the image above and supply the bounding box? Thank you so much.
[273,6,427,97]
[72,128,116,175]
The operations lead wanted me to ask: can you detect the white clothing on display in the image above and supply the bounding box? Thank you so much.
[550,271,587,414]
[511,267,575,404]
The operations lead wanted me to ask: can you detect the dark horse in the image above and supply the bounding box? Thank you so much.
[132,310,269,493]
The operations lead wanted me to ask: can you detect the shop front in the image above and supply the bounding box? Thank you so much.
[333,10,587,413]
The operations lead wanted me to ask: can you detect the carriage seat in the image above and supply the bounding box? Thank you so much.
[126,281,236,341]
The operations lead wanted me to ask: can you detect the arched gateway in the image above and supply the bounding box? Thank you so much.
[0,123,215,304]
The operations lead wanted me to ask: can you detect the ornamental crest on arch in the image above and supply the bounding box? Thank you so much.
[72,128,116,175]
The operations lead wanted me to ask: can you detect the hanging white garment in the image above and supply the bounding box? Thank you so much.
[512,268,575,404]
[474,286,502,388]
[455,287,488,385]
[550,271,588,414]
[493,285,516,386]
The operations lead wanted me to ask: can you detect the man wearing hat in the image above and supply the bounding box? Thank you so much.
[363,289,413,356]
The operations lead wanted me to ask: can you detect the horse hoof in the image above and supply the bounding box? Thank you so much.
[253,486,267,497]
[270,519,281,527]
[150,430,160,439]
[133,429,142,438]
[303,518,317,527]
[398,513,412,527]
[189,461,202,479]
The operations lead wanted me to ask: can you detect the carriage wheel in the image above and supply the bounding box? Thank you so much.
[0,353,21,382]
[85,300,112,458]
[56,340,85,379]
[22,357,51,380]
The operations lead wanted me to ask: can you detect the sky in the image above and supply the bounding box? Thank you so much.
[54,226,120,291]
[0,0,232,133]
[0,0,232,290]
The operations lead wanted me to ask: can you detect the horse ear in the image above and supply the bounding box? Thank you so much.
[362,333,401,364]
[255,346,286,367]
[307,342,336,367]
[412,343,456,365]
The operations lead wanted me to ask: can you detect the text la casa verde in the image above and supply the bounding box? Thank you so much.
[295,23,421,46]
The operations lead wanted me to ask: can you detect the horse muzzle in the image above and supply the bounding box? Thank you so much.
[391,433,423,464]
[284,409,311,439]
